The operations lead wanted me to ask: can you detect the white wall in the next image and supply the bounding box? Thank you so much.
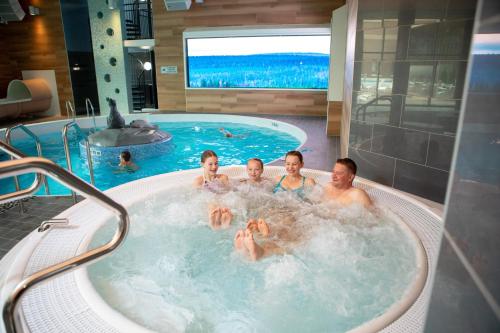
[328,5,348,101]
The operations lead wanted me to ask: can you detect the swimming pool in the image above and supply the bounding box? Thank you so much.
[0,114,304,195]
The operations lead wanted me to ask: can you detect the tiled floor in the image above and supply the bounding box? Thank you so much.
[0,196,76,258]
[263,115,339,171]
[0,114,339,259]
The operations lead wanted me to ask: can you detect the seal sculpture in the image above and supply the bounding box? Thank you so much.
[106,98,126,129]
[80,98,172,164]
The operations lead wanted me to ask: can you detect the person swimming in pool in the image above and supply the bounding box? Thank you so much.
[193,150,233,229]
[219,127,246,139]
[114,150,139,173]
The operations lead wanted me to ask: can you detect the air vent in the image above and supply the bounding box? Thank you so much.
[0,0,25,23]
[164,0,191,11]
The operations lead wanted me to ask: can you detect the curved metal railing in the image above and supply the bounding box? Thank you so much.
[65,100,76,122]
[0,141,44,203]
[85,98,98,134]
[62,122,95,203]
[0,155,130,333]
[4,125,50,201]
[355,95,393,121]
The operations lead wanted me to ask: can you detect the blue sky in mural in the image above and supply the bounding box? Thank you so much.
[186,35,330,89]
[470,34,500,91]
[473,34,500,54]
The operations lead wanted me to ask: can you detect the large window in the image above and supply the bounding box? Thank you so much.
[184,27,330,90]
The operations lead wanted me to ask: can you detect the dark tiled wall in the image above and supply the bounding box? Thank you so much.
[348,0,476,202]
[425,0,500,330]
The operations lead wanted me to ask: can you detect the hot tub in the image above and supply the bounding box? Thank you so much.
[0,166,442,333]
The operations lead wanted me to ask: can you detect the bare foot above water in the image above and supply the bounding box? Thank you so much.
[220,207,232,228]
[209,207,222,229]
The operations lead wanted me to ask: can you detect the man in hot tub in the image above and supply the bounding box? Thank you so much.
[323,158,372,208]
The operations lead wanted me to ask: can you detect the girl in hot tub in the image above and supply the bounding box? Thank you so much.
[193,150,233,230]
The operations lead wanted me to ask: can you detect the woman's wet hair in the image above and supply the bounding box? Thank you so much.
[336,158,357,175]
[285,150,303,163]
[201,150,218,163]
[248,158,264,169]
[120,150,131,162]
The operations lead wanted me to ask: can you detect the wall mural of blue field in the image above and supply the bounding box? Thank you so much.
[185,35,331,90]
[187,53,329,89]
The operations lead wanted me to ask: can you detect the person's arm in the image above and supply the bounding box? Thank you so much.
[219,174,230,186]
[193,175,203,188]
[305,177,316,187]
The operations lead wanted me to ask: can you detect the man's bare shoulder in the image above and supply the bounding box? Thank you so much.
[322,182,334,193]
[348,187,373,207]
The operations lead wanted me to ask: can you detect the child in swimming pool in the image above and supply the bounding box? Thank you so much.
[193,150,232,229]
[114,150,139,173]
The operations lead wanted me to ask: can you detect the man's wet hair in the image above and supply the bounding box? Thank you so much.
[248,158,263,169]
[121,150,131,162]
[336,158,357,175]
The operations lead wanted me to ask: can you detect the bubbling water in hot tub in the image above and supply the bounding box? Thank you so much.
[88,182,417,333]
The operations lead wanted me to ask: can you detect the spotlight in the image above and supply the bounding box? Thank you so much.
[108,0,118,10]
[143,61,152,71]
[29,6,40,16]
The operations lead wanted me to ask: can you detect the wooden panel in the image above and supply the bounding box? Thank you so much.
[327,101,342,136]
[0,0,72,115]
[0,37,18,96]
[186,90,327,116]
[153,0,345,115]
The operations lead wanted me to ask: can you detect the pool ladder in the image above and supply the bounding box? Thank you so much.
[62,121,95,203]
[66,99,98,134]
[4,125,50,213]
[85,98,98,134]
[4,120,96,204]
[0,140,130,333]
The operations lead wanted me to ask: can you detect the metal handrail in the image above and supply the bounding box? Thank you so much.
[65,100,76,122]
[85,98,97,134]
[355,95,393,121]
[0,156,130,333]
[5,125,50,198]
[62,122,95,203]
[0,141,44,203]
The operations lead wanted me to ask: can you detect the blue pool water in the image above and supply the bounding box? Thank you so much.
[0,122,300,195]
